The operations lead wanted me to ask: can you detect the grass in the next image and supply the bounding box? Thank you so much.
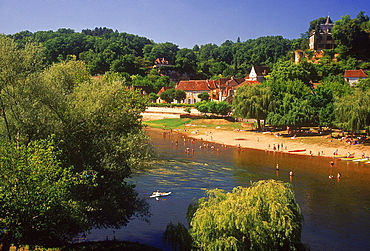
[144,118,248,130]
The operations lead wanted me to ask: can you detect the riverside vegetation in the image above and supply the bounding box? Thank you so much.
[0,11,370,251]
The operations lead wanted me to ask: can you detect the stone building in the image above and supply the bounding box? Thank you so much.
[309,16,335,50]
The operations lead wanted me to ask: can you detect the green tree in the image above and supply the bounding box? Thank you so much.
[334,90,370,132]
[164,180,307,251]
[176,48,198,73]
[233,84,274,130]
[332,13,370,60]
[160,88,175,103]
[215,101,232,116]
[198,92,210,101]
[174,89,187,103]
[159,88,186,103]
[0,39,153,248]
[307,86,335,127]
[269,60,311,85]
[0,138,89,250]
[0,35,45,141]
[267,94,315,128]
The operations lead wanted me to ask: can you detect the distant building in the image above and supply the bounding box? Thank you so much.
[175,80,219,104]
[309,16,335,50]
[247,66,270,82]
[153,58,172,68]
[344,69,368,86]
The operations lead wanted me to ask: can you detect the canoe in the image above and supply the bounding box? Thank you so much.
[334,153,355,159]
[150,192,171,198]
[288,149,306,152]
[352,158,369,162]
[341,157,362,161]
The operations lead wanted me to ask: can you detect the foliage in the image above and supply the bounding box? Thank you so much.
[198,92,210,101]
[163,180,307,251]
[195,101,232,116]
[334,90,370,132]
[159,88,186,103]
[0,138,88,248]
[233,84,274,129]
[269,60,311,85]
[0,36,153,249]
[332,12,370,60]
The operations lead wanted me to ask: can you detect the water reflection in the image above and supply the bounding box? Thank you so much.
[87,128,370,251]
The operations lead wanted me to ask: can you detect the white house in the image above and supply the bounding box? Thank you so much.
[344,69,368,86]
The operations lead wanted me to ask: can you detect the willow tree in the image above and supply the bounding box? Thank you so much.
[233,84,274,130]
[163,180,307,251]
[334,90,370,132]
[189,180,306,251]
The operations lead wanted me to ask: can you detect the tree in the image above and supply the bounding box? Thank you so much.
[164,180,307,251]
[332,13,370,60]
[0,38,153,248]
[198,92,210,101]
[334,90,370,132]
[307,86,335,127]
[174,89,186,103]
[0,138,89,250]
[215,101,232,116]
[233,84,274,130]
[159,88,186,103]
[269,60,311,85]
[160,88,175,103]
[0,35,45,141]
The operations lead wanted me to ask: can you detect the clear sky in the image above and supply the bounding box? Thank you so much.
[1,0,369,48]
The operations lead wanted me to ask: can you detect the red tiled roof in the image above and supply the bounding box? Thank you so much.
[176,80,218,91]
[344,69,368,78]
[157,86,172,95]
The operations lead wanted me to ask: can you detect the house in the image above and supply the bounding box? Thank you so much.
[218,77,246,101]
[344,69,368,86]
[247,66,270,82]
[309,16,335,50]
[175,80,219,104]
[153,58,172,68]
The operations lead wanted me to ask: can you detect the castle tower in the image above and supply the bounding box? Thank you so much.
[309,16,335,50]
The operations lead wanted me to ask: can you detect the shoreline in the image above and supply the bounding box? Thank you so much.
[156,127,370,160]
[142,107,370,160]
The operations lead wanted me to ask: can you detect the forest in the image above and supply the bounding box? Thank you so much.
[0,10,370,251]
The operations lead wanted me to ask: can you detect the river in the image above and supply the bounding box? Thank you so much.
[88,128,370,251]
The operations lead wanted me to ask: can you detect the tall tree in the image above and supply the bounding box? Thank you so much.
[332,12,370,60]
[0,35,45,141]
[334,90,370,132]
[233,84,274,130]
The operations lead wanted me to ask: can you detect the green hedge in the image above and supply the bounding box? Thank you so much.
[148,103,195,108]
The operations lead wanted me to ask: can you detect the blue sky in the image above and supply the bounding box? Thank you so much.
[1,0,369,48]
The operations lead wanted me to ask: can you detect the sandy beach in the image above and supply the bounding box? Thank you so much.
[178,127,369,159]
[143,107,370,159]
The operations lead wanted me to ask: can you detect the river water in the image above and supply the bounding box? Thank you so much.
[88,128,370,251]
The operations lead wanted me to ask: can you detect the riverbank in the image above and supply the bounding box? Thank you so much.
[144,116,370,159]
